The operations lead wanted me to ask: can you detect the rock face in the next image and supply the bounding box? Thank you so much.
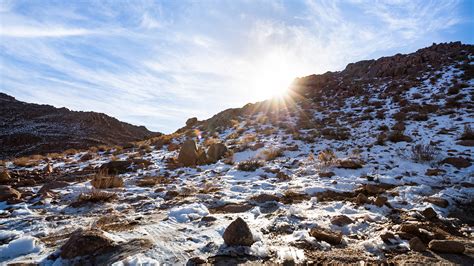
[178,139,199,167]
[0,185,21,203]
[428,240,465,254]
[223,217,255,246]
[0,93,158,159]
[207,143,228,163]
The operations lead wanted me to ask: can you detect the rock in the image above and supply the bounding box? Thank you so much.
[0,185,21,203]
[196,147,208,165]
[276,171,291,180]
[380,232,396,244]
[425,168,446,176]
[425,197,449,208]
[164,190,180,200]
[251,193,280,204]
[330,215,354,226]
[187,257,207,265]
[457,140,474,147]
[80,153,94,161]
[212,203,254,213]
[409,237,426,252]
[400,224,420,235]
[38,181,70,195]
[43,163,53,174]
[337,158,363,169]
[421,207,437,219]
[207,143,228,163]
[186,117,198,127]
[178,139,199,167]
[428,240,465,254]
[440,157,471,169]
[374,196,388,207]
[60,229,115,259]
[355,193,369,205]
[309,227,342,245]
[167,143,180,151]
[223,217,255,246]
[319,172,335,178]
[0,170,11,183]
[100,160,133,174]
[91,175,124,189]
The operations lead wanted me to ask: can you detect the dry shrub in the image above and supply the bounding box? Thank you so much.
[318,149,337,167]
[47,153,63,160]
[375,133,387,145]
[411,143,438,162]
[387,131,412,143]
[88,146,99,153]
[258,148,284,161]
[226,131,240,140]
[260,127,277,136]
[460,124,474,140]
[64,149,78,155]
[91,170,124,189]
[203,137,219,147]
[240,134,257,145]
[237,159,264,172]
[136,176,171,187]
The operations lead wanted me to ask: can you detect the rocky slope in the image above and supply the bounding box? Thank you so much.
[0,93,158,159]
[0,42,473,265]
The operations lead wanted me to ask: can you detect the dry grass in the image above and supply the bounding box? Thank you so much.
[240,134,257,145]
[136,176,171,187]
[90,169,124,189]
[258,148,284,161]
[47,153,63,160]
[13,156,40,167]
[318,149,337,167]
[199,181,221,193]
[75,189,117,205]
[63,149,78,155]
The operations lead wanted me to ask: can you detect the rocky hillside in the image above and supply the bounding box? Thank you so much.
[0,42,473,265]
[0,93,158,159]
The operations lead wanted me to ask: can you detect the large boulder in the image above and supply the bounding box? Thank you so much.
[207,143,228,163]
[0,185,21,203]
[186,117,198,127]
[60,229,114,259]
[178,139,199,167]
[223,217,255,246]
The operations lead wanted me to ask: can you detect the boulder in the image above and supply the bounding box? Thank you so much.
[364,184,386,195]
[337,158,363,169]
[100,160,133,174]
[223,217,254,246]
[319,171,335,178]
[374,196,388,207]
[207,143,228,163]
[60,229,114,259]
[428,240,465,254]
[0,170,11,183]
[251,193,280,204]
[421,207,437,220]
[178,139,199,167]
[186,117,198,127]
[409,237,426,252]
[309,227,342,245]
[38,181,70,195]
[0,185,21,203]
[440,157,471,169]
[355,193,369,205]
[330,215,354,226]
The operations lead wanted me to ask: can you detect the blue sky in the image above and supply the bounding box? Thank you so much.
[1,0,473,133]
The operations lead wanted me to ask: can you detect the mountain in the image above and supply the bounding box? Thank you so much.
[0,93,158,159]
[1,42,473,265]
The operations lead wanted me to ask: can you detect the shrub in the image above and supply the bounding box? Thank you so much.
[76,189,117,204]
[258,148,283,161]
[411,143,438,162]
[460,125,474,140]
[13,157,39,167]
[387,131,412,143]
[237,159,264,172]
[91,170,124,189]
[318,149,337,167]
[240,134,257,145]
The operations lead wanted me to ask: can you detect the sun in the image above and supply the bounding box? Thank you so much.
[248,53,298,101]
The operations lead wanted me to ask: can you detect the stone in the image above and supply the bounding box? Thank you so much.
[425,197,449,208]
[355,193,369,205]
[100,160,133,174]
[309,227,342,245]
[178,139,199,167]
[0,185,21,203]
[38,181,70,195]
[223,217,255,246]
[337,158,363,169]
[421,207,437,219]
[0,170,11,183]
[428,240,465,254]
[60,229,115,259]
[251,193,280,204]
[374,196,388,207]
[187,257,207,265]
[319,172,335,178]
[409,237,426,252]
[196,147,208,165]
[331,215,354,226]
[80,153,94,161]
[440,157,471,169]
[276,171,291,180]
[380,232,396,244]
[207,143,228,163]
[91,175,124,189]
[185,117,198,127]
[364,184,386,195]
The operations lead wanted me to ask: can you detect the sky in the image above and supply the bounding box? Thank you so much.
[1,0,473,133]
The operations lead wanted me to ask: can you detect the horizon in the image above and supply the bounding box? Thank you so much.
[1,0,473,133]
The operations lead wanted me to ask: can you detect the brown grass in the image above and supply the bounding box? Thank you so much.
[75,189,117,204]
[318,149,337,167]
[136,176,171,187]
[13,156,40,167]
[237,159,264,172]
[411,144,438,162]
[258,148,284,161]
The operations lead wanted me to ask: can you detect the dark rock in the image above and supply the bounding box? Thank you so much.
[186,117,198,127]
[440,157,471,169]
[207,143,228,163]
[425,168,446,176]
[251,193,280,204]
[425,197,449,208]
[355,193,369,205]
[60,229,114,259]
[374,196,388,207]
[0,185,21,203]
[38,181,70,195]
[337,158,363,169]
[223,217,254,246]
[330,215,354,226]
[178,139,199,167]
[409,237,426,252]
[319,172,335,178]
[309,227,342,245]
[428,240,465,254]
[100,160,133,174]
[421,207,437,219]
[187,257,207,265]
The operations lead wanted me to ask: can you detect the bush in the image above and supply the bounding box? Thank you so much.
[318,149,337,167]
[387,131,412,143]
[411,144,438,162]
[258,148,283,161]
[237,160,263,172]
[460,125,474,140]
[91,170,124,189]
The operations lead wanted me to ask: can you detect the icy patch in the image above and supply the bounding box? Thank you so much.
[168,203,209,223]
[0,236,41,260]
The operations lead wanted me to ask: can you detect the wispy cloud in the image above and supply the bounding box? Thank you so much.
[0,0,471,133]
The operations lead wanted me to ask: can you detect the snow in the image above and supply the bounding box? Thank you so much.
[168,203,210,223]
[0,236,41,260]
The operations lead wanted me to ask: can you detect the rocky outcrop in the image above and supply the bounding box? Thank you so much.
[0,93,158,159]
